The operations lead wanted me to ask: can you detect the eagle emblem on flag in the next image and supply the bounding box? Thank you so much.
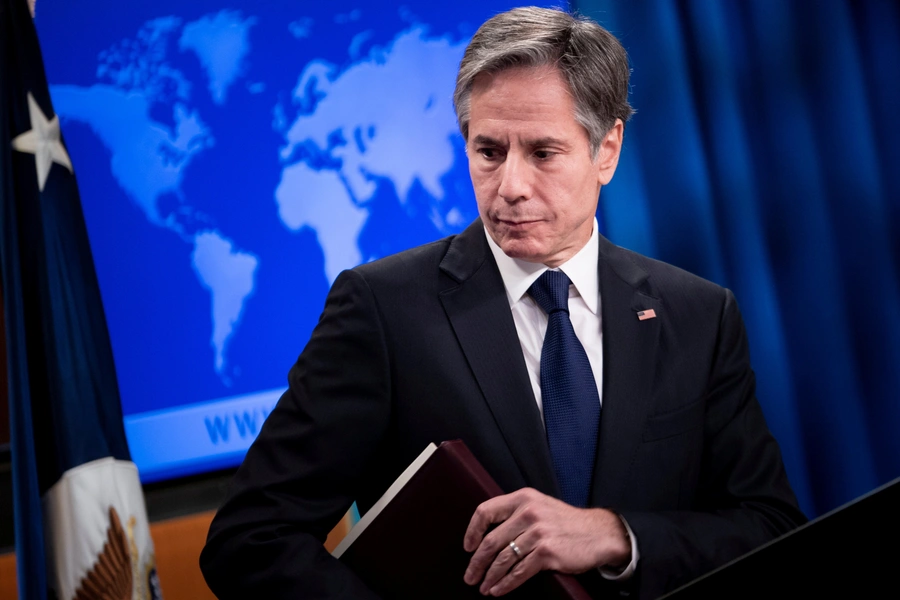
[73,507,133,600]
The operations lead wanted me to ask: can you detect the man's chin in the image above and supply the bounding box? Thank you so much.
[498,241,548,264]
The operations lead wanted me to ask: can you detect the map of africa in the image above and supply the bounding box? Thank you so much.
[38,2,527,427]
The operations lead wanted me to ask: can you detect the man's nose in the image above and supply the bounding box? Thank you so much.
[497,152,532,202]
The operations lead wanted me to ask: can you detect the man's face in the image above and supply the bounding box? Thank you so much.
[467,65,622,267]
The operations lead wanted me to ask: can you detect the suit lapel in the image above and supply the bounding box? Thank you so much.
[591,236,661,508]
[438,221,559,497]
[436,224,660,504]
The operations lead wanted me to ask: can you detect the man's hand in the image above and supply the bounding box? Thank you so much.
[462,488,630,596]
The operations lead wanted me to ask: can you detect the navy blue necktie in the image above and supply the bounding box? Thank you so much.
[529,270,600,507]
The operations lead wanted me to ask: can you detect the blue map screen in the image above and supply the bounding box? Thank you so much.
[36,0,556,482]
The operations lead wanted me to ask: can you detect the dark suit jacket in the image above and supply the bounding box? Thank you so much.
[200,219,805,599]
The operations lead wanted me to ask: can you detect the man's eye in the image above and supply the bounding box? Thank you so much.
[478,148,499,159]
[534,150,554,160]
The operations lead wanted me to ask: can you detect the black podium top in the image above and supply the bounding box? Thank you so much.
[662,477,900,599]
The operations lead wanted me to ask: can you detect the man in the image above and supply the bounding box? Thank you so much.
[200,7,805,599]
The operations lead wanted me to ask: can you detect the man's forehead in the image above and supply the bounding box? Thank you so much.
[466,65,586,147]
[467,65,577,124]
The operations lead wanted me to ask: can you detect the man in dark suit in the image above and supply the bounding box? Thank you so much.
[200,7,805,599]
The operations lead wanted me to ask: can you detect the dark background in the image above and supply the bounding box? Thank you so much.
[579,0,900,518]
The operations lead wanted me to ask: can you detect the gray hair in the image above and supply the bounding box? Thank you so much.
[454,6,634,158]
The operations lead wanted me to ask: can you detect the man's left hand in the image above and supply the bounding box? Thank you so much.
[462,488,631,596]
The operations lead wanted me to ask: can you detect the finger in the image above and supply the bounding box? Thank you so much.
[501,524,542,563]
[465,515,529,585]
[479,541,523,594]
[488,550,542,597]
[463,492,525,552]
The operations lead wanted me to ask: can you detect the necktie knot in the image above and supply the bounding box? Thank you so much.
[529,270,571,315]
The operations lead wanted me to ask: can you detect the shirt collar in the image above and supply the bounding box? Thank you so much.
[484,219,600,315]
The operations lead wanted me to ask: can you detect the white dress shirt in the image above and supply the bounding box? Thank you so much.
[484,219,639,580]
[484,222,603,418]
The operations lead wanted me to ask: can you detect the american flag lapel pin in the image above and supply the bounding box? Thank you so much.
[637,309,657,321]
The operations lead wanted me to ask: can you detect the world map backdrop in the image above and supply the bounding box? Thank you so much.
[37,0,548,481]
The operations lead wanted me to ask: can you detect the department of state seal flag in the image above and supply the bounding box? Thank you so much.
[1,1,162,598]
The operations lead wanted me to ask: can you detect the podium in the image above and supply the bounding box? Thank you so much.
[662,477,900,598]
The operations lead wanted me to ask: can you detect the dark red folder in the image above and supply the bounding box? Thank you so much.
[333,440,592,599]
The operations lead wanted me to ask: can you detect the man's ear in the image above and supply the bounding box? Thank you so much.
[596,119,624,186]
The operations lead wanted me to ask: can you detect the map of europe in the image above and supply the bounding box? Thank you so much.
[38,2,521,420]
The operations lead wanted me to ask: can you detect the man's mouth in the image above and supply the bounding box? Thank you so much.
[498,218,540,227]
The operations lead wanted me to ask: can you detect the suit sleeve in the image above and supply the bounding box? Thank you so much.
[618,289,807,600]
[199,269,390,599]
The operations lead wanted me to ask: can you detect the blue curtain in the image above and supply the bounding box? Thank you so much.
[575,0,900,518]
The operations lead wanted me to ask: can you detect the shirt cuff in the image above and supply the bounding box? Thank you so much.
[598,514,639,581]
